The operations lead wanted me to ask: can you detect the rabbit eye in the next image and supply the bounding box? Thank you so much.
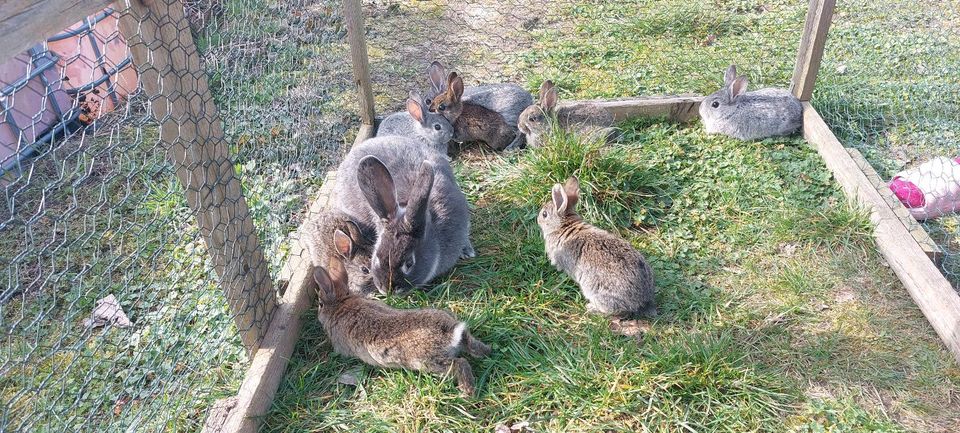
[360,266,369,274]
[541,210,548,218]
[439,103,447,111]
[425,98,432,105]
[711,101,720,109]
[433,124,442,131]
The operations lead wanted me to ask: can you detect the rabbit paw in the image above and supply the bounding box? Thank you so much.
[460,242,476,259]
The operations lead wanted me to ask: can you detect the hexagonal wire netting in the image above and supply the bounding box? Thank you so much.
[1,0,957,431]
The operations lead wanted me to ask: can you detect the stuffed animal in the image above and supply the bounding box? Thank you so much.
[889,156,960,220]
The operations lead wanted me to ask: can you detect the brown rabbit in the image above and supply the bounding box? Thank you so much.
[302,210,376,295]
[314,257,492,397]
[428,72,518,151]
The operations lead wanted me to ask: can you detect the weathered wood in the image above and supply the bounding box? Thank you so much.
[220,172,338,433]
[803,102,960,364]
[353,122,376,147]
[845,147,943,262]
[565,96,703,123]
[791,0,836,101]
[116,0,275,353]
[342,0,376,126]
[0,0,113,64]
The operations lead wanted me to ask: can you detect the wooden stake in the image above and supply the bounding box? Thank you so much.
[791,0,837,101]
[0,0,113,64]
[342,0,376,126]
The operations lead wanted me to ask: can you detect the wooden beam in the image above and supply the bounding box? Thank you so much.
[218,172,338,433]
[564,96,703,123]
[845,147,942,262]
[353,122,376,147]
[0,0,113,64]
[116,0,276,353]
[802,102,960,364]
[791,0,836,101]
[342,0,376,126]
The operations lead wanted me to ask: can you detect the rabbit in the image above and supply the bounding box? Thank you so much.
[331,135,474,294]
[699,64,803,141]
[537,176,657,318]
[377,92,454,156]
[518,80,616,148]
[313,257,491,397]
[425,61,532,131]
[428,71,518,151]
[302,209,376,295]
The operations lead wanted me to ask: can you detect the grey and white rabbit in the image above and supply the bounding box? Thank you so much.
[314,257,491,397]
[518,80,616,148]
[301,209,376,295]
[699,65,802,141]
[331,135,473,294]
[537,177,656,318]
[377,92,454,156]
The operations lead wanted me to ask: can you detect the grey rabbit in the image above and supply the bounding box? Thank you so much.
[313,257,491,397]
[301,209,376,295]
[426,61,531,149]
[699,64,802,141]
[377,92,454,156]
[537,177,656,318]
[518,80,616,148]
[428,72,518,151]
[331,135,473,294]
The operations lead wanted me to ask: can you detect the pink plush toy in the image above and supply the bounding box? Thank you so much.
[889,157,960,220]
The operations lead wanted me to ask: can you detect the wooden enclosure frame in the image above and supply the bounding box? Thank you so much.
[3,0,958,432]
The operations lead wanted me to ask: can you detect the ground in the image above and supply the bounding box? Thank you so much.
[1,0,958,431]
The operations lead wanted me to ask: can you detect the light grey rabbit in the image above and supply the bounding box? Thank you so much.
[313,257,491,397]
[518,80,616,148]
[538,177,656,318]
[331,135,473,294]
[377,92,454,156]
[699,64,802,141]
[425,61,532,148]
[301,209,376,295]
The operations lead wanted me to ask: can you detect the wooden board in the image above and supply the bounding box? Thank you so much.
[0,0,113,64]
[845,147,942,262]
[564,96,703,123]
[791,0,836,101]
[218,171,338,433]
[342,0,376,126]
[116,0,276,353]
[802,102,960,364]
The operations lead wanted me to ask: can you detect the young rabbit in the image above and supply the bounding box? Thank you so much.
[314,257,491,397]
[302,209,376,295]
[537,177,656,318]
[425,61,532,131]
[331,135,474,294]
[428,72,519,151]
[377,92,454,156]
[699,64,802,141]
[518,80,616,148]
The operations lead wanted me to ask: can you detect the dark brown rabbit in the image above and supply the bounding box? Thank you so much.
[314,257,491,397]
[428,72,518,151]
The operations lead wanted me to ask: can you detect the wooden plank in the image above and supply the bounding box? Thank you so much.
[565,96,703,123]
[790,0,836,101]
[342,0,376,126]
[0,0,113,64]
[803,102,960,364]
[353,122,376,147]
[116,0,276,353]
[845,147,943,262]
[219,172,338,433]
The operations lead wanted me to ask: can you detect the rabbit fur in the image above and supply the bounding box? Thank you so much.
[314,257,491,397]
[518,80,616,148]
[331,135,473,294]
[538,177,656,318]
[428,72,519,151]
[699,64,802,141]
[425,61,532,131]
[377,92,454,156]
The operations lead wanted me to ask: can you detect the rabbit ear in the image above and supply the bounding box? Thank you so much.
[540,80,558,113]
[326,256,351,298]
[406,96,425,124]
[552,183,568,215]
[343,219,365,244]
[313,266,337,305]
[724,65,738,85]
[730,76,748,99]
[562,176,580,212]
[404,161,436,236]
[358,156,398,221]
[447,72,464,101]
[333,228,354,259]
[428,61,447,93]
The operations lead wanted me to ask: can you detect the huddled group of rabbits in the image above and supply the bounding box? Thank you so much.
[302,62,803,397]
